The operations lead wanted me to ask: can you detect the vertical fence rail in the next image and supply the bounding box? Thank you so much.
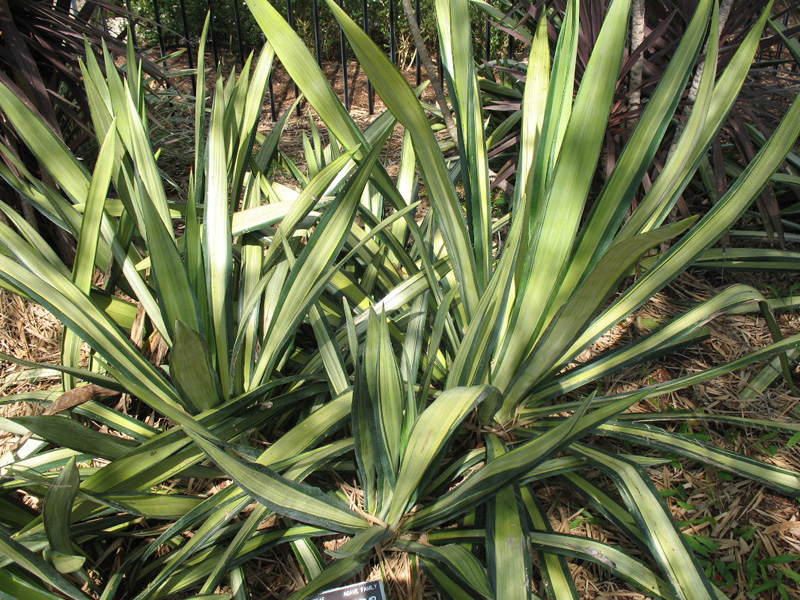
[124,0,137,47]
[206,0,220,65]
[338,0,350,109]
[231,0,246,67]
[151,0,167,57]
[362,0,374,114]
[312,0,322,64]
[389,0,397,65]
[286,0,301,115]
[415,0,422,85]
[177,0,196,93]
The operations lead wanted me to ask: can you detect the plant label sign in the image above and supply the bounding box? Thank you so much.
[310,580,386,600]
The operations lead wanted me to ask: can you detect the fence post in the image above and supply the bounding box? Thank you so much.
[177,0,196,93]
[151,0,167,57]
[485,16,491,63]
[389,0,397,64]
[206,0,219,65]
[415,0,422,85]
[313,0,322,64]
[124,0,137,48]
[286,0,301,115]
[362,0,374,113]
[232,0,246,66]
[339,0,350,109]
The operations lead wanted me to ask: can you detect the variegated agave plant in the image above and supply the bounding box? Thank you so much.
[0,0,798,599]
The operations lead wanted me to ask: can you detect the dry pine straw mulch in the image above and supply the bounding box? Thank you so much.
[2,61,800,599]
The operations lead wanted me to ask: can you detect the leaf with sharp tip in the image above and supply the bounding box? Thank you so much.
[405,392,644,530]
[364,309,404,483]
[324,0,480,318]
[598,420,800,495]
[205,78,234,397]
[521,486,579,599]
[250,144,381,386]
[494,0,632,393]
[529,531,683,600]
[393,540,493,599]
[63,122,117,389]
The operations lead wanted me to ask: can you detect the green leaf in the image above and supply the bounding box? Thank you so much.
[204,79,234,397]
[387,385,501,526]
[189,432,369,534]
[599,420,800,495]
[364,309,404,483]
[574,444,717,598]
[436,0,493,287]
[0,530,88,600]
[393,540,493,598]
[520,486,579,600]
[0,83,89,204]
[0,568,68,600]
[171,320,223,412]
[529,531,681,599]
[62,123,118,390]
[494,0,632,391]
[12,416,137,459]
[485,437,532,599]
[324,0,480,317]
[42,457,84,573]
[405,393,640,530]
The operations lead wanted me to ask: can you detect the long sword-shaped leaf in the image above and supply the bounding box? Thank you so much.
[494,0,631,390]
[188,433,368,534]
[244,0,443,309]
[0,83,89,204]
[171,320,223,412]
[564,82,800,372]
[364,309,404,485]
[619,0,771,237]
[501,218,696,415]
[529,531,686,600]
[485,436,532,600]
[573,444,717,599]
[392,540,493,599]
[250,145,380,385]
[0,247,187,419]
[436,0,492,287]
[405,392,642,530]
[0,568,67,600]
[284,553,371,600]
[520,486,579,600]
[599,420,800,495]
[63,123,117,390]
[42,457,84,573]
[560,0,714,295]
[325,0,480,317]
[205,78,234,397]
[386,385,500,525]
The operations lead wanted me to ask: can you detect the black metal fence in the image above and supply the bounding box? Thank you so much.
[102,0,504,120]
